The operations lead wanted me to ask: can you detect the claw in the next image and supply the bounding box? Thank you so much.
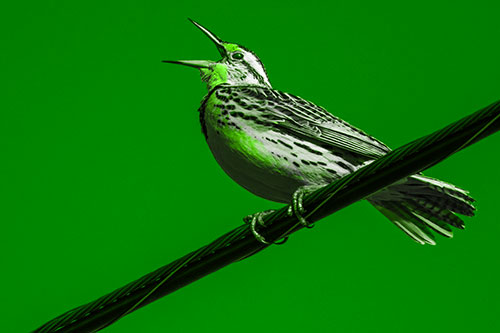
[288,185,324,228]
[244,210,288,245]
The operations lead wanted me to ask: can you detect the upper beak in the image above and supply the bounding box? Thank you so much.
[162,19,227,67]
[188,18,226,57]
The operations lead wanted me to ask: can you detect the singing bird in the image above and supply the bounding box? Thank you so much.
[163,19,475,245]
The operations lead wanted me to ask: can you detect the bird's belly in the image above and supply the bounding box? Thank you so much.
[206,128,304,203]
[205,124,358,204]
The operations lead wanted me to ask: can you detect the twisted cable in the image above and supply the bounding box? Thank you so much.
[34,99,500,332]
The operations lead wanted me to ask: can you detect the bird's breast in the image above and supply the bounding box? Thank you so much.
[199,90,302,202]
[199,90,354,203]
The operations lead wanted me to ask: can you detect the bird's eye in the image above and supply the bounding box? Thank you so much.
[232,52,244,60]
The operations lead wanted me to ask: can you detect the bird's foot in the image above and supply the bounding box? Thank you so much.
[287,185,324,228]
[244,210,287,245]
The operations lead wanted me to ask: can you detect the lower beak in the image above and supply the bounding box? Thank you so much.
[162,60,212,69]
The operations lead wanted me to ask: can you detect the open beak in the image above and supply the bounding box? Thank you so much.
[162,19,227,68]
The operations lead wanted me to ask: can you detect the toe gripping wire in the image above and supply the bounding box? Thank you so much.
[246,184,328,245]
[247,210,289,245]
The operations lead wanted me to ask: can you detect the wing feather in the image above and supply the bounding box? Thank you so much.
[228,86,391,159]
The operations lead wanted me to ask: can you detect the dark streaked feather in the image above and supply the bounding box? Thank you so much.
[210,85,391,159]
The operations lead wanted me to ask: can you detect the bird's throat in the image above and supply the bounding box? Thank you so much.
[200,64,228,90]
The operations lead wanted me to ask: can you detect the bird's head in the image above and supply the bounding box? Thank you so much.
[163,19,271,91]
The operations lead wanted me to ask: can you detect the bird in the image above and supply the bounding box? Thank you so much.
[163,19,476,245]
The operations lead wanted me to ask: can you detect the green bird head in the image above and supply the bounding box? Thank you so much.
[163,19,271,90]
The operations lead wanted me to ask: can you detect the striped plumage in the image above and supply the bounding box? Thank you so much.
[164,20,475,245]
[199,85,385,203]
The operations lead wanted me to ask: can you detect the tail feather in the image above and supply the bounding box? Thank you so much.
[413,195,475,217]
[369,174,475,245]
[410,211,453,238]
[375,202,437,245]
[408,174,475,204]
[407,199,465,230]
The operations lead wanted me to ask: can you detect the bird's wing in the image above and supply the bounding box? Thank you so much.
[233,86,391,159]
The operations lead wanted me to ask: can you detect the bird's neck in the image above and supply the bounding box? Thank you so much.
[200,64,271,91]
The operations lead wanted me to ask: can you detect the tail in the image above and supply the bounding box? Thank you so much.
[368,174,476,245]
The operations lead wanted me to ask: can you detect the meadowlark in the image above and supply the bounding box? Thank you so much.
[163,19,475,245]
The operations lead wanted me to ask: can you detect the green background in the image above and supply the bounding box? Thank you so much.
[2,1,500,332]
